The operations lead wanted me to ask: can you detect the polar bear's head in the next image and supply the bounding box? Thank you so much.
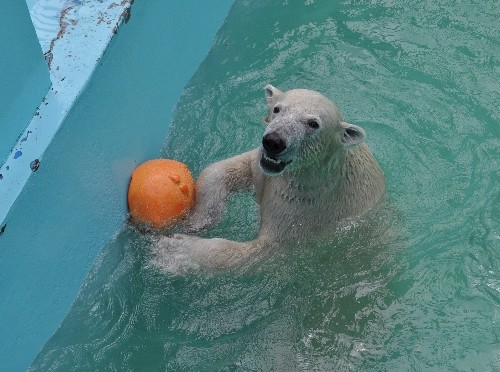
[259,85,366,176]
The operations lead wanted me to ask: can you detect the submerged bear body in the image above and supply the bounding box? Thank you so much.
[154,85,385,270]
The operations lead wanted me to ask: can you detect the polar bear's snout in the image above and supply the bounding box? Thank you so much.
[262,132,286,156]
[260,131,293,175]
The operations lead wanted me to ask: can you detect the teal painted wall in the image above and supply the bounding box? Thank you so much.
[0,1,233,370]
[0,1,50,166]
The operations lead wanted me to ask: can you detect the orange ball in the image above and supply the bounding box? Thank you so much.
[128,159,195,229]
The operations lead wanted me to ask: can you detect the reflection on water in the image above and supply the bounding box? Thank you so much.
[32,0,500,370]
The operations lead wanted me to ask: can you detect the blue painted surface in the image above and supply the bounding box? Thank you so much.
[0,1,50,166]
[0,0,134,225]
[0,1,233,370]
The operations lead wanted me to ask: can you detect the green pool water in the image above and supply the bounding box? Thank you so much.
[32,0,499,370]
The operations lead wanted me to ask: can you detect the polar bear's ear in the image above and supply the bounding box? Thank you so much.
[340,122,366,147]
[264,84,283,105]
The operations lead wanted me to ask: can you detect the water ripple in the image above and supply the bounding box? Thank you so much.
[32,0,500,370]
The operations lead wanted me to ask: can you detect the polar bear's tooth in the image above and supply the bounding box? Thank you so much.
[264,154,281,164]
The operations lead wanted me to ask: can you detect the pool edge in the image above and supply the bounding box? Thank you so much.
[0,1,234,370]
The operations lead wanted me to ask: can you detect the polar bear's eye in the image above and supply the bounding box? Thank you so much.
[273,106,280,114]
[307,119,320,129]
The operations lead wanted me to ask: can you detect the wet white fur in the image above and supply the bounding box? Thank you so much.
[153,85,385,271]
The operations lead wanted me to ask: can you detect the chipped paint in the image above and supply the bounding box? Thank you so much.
[0,0,132,224]
[0,0,51,180]
[30,159,40,172]
[1,1,234,369]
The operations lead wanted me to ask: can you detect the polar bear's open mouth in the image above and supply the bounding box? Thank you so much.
[260,153,292,174]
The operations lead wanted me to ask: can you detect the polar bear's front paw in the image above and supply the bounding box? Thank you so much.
[184,213,214,233]
[154,233,203,254]
[150,234,201,274]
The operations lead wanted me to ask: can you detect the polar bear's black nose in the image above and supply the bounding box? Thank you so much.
[262,133,286,156]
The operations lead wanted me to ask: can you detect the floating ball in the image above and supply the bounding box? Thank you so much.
[128,159,195,229]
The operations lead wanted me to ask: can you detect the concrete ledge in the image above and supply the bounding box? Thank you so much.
[0,1,233,370]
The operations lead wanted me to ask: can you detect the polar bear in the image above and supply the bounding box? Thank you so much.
[153,85,385,270]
